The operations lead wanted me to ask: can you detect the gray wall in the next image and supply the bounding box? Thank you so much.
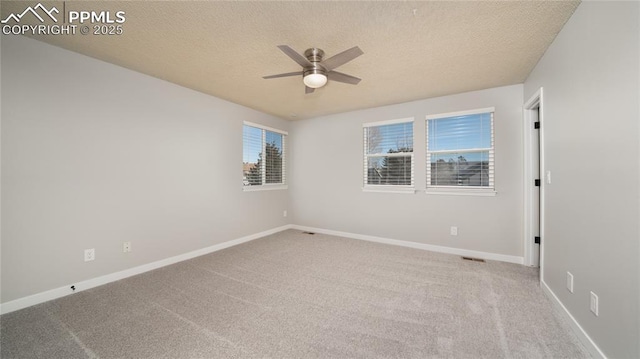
[524,2,639,358]
[289,85,524,257]
[1,35,290,303]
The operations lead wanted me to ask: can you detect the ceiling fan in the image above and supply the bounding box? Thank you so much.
[263,45,363,94]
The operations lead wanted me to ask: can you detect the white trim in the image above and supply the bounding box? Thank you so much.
[428,148,492,155]
[523,88,544,270]
[261,129,267,180]
[243,121,288,136]
[523,88,542,110]
[425,189,496,197]
[541,280,607,359]
[426,107,496,120]
[367,152,413,158]
[363,117,414,127]
[0,225,293,315]
[243,184,288,191]
[362,186,416,194]
[291,225,523,264]
[0,224,525,314]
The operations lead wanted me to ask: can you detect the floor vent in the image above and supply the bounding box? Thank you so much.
[302,231,316,235]
[462,256,485,262]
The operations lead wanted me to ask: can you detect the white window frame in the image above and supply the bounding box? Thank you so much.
[243,121,288,191]
[425,108,496,196]
[362,118,415,194]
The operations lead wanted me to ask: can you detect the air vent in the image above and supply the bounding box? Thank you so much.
[302,231,315,235]
[462,256,485,263]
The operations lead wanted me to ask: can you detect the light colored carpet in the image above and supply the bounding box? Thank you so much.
[1,230,589,358]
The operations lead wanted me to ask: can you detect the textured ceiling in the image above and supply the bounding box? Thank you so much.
[2,1,580,120]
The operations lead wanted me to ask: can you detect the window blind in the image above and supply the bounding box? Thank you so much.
[426,111,494,189]
[363,119,414,187]
[243,123,286,187]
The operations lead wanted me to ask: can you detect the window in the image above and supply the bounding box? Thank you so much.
[426,108,494,194]
[363,118,414,191]
[243,122,287,190]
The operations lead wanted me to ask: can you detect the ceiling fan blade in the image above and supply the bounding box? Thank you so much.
[328,71,361,85]
[305,86,315,94]
[321,46,364,71]
[263,71,302,79]
[277,45,312,68]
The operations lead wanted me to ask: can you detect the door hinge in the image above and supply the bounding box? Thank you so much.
[534,236,541,244]
[534,121,540,129]
[535,179,541,187]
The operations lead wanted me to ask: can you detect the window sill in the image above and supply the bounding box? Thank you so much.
[243,184,288,192]
[425,188,496,197]
[362,186,416,194]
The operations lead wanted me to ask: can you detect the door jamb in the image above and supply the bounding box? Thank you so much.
[523,88,545,280]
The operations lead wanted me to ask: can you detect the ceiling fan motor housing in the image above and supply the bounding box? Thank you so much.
[304,48,324,62]
[303,48,327,77]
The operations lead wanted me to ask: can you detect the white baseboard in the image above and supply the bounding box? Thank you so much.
[541,280,606,359]
[291,225,523,264]
[0,224,524,314]
[0,225,292,315]
[0,223,609,358]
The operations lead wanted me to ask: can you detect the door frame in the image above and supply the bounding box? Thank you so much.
[523,88,545,279]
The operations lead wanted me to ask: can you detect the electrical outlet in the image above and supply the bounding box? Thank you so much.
[84,248,95,262]
[450,226,458,236]
[590,291,599,316]
[283,210,287,217]
[566,272,574,293]
[123,241,132,253]
[546,170,552,184]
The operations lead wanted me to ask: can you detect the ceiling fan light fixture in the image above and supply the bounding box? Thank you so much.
[303,73,327,88]
[264,45,363,93]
